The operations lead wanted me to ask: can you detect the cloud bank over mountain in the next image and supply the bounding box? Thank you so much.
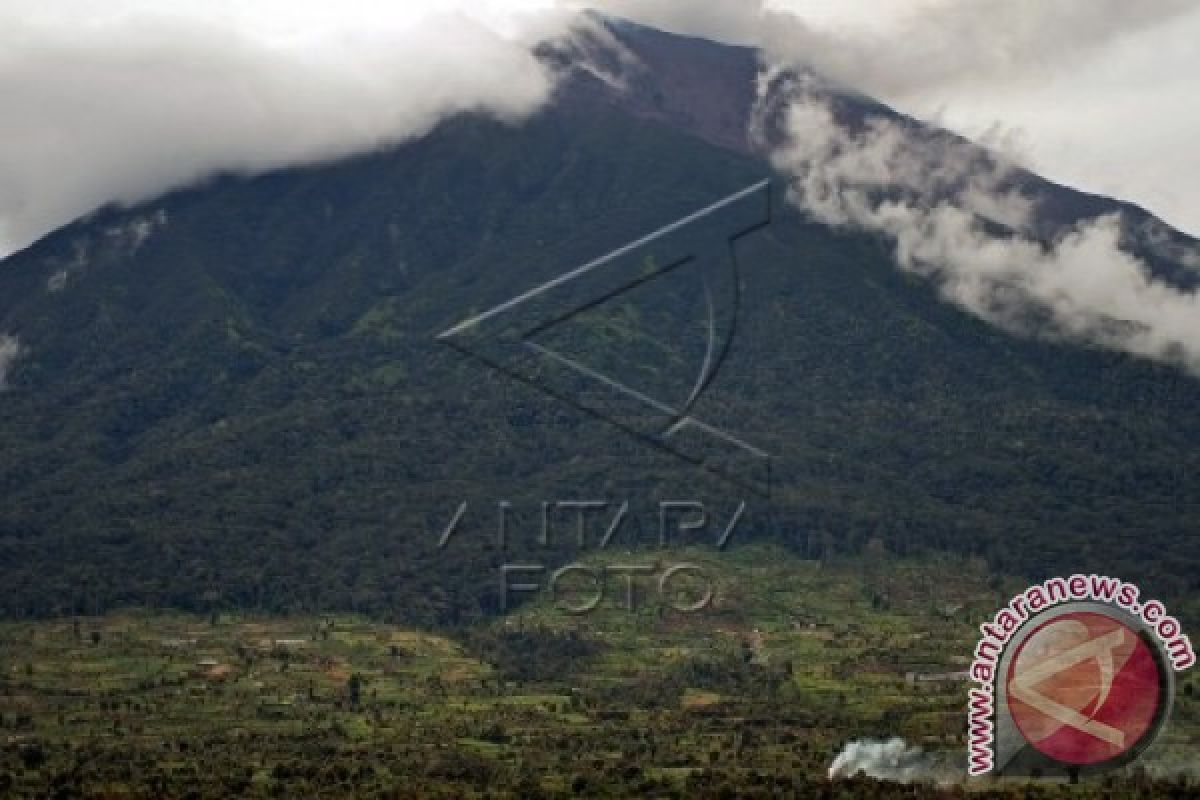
[760,76,1200,375]
[3,0,1199,258]
[0,1,566,256]
[590,0,1200,234]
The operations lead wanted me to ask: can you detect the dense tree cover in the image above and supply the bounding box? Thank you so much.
[2,745,1196,800]
[465,629,606,683]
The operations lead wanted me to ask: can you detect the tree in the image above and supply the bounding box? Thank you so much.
[347,673,363,711]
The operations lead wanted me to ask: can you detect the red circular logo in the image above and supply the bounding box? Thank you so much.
[1006,611,1164,766]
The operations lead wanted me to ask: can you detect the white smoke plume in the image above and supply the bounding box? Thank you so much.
[0,335,22,391]
[763,79,1200,376]
[828,737,956,784]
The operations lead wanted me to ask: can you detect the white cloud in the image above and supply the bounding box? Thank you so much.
[0,1,565,256]
[766,85,1200,374]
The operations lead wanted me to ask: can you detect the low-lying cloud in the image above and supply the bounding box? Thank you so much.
[0,2,564,256]
[762,76,1200,375]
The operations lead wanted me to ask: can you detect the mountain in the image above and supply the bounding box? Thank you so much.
[0,17,1198,623]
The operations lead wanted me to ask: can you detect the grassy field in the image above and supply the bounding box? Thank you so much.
[0,545,1196,797]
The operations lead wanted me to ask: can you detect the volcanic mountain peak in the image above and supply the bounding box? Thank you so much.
[0,18,1198,621]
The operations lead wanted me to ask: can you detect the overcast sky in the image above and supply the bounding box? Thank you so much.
[2,0,1199,256]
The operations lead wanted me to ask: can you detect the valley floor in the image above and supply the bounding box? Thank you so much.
[0,546,1195,798]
